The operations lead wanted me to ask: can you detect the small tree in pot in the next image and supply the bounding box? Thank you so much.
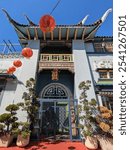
[78,81,113,150]
[78,81,99,149]
[0,104,19,147]
[16,122,31,147]
[17,78,40,146]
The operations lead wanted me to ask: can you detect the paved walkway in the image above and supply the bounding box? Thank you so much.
[0,140,93,150]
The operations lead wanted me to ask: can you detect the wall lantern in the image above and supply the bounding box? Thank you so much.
[13,60,22,68]
[7,66,16,74]
[21,48,33,58]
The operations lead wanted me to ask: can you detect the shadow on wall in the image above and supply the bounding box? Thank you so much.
[5,80,18,91]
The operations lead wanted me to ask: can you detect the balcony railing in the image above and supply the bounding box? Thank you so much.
[39,54,74,73]
[40,54,73,62]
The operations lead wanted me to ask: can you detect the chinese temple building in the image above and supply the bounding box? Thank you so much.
[0,9,113,140]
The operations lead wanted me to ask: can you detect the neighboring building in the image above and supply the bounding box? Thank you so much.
[0,9,112,140]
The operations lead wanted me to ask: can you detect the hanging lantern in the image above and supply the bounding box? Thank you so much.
[39,15,56,33]
[21,48,33,58]
[13,60,22,68]
[7,66,16,74]
[52,69,59,80]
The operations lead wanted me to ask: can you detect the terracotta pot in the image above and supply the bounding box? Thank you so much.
[0,134,14,147]
[16,134,30,147]
[85,136,98,149]
[96,135,113,150]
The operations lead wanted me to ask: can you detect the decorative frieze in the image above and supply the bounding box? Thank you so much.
[0,53,22,59]
[94,60,113,69]
[39,61,74,73]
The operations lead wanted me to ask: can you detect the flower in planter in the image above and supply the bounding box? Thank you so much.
[99,122,110,132]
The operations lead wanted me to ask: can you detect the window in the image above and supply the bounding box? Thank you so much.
[94,42,113,53]
[101,96,113,111]
[98,69,113,79]
[99,72,107,78]
[41,84,68,99]
[109,72,113,78]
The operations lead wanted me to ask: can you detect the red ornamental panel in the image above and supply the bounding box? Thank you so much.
[7,66,16,74]
[13,60,22,68]
[52,69,59,80]
[39,15,56,33]
[21,48,33,58]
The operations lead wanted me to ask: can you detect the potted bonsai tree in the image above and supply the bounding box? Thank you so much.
[78,80,113,150]
[96,106,113,150]
[0,104,19,147]
[16,122,31,147]
[78,81,98,149]
[17,78,40,146]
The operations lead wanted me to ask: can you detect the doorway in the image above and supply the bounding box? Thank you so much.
[41,100,70,140]
[39,83,80,140]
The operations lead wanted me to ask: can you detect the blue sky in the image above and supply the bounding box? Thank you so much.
[0,0,113,44]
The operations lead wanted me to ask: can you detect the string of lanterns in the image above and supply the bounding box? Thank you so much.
[6,0,60,75]
[6,13,55,75]
[6,48,33,75]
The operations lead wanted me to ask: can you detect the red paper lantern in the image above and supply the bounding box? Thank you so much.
[39,15,56,33]
[7,66,16,74]
[21,48,33,58]
[13,60,22,68]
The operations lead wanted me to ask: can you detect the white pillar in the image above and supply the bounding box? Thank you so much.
[72,40,96,101]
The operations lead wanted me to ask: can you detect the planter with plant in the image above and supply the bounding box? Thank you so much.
[96,106,113,150]
[78,81,113,150]
[17,78,40,145]
[16,122,31,147]
[0,104,19,147]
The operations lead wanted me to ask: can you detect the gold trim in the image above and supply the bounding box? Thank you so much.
[51,31,54,40]
[59,28,61,40]
[82,28,86,40]
[34,27,38,40]
[66,28,70,40]
[43,32,46,41]
[74,28,78,40]
[26,28,31,40]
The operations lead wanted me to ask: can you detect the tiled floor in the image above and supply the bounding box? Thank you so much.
[0,140,94,150]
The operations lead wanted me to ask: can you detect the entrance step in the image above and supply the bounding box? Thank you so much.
[0,140,99,150]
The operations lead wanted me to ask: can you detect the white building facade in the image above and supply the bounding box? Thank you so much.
[0,10,112,140]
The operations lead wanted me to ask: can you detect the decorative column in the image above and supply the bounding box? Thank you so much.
[72,40,96,101]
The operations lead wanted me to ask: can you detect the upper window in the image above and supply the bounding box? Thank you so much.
[41,83,68,99]
[99,72,107,78]
[98,69,113,79]
[101,96,113,111]
[94,42,113,53]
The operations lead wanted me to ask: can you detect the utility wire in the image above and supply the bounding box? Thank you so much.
[50,0,61,15]
[8,40,16,52]
[3,40,13,53]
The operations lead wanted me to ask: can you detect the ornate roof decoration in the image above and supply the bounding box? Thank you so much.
[2,8,112,47]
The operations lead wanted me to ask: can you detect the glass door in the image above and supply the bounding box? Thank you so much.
[55,101,70,139]
[41,100,70,140]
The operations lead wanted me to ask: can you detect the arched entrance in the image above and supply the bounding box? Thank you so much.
[39,83,79,140]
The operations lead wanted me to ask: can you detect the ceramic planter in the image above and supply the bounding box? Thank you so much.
[16,134,30,147]
[96,135,113,150]
[0,134,14,147]
[85,136,98,149]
